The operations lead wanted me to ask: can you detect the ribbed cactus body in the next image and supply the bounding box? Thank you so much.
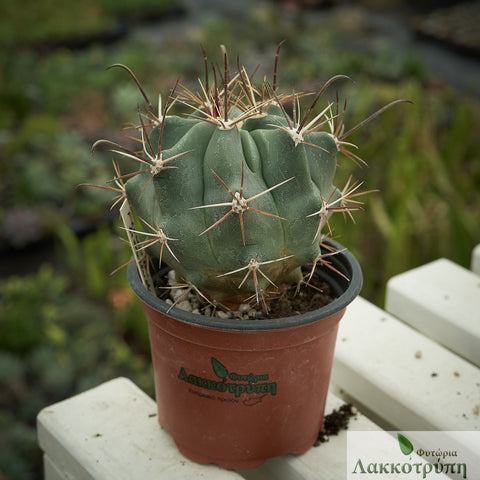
[94,54,409,308]
[125,106,340,302]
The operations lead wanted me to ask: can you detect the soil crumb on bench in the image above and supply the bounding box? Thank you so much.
[315,403,357,446]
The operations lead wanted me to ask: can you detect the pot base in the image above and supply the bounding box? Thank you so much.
[174,436,316,470]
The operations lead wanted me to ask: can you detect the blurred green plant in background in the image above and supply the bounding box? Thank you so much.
[329,79,479,296]
[0,230,152,478]
[0,0,178,48]
[0,0,479,478]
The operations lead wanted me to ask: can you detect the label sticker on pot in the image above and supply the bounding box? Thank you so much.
[177,357,277,406]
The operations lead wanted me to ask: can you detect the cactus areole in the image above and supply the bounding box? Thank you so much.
[93,45,407,313]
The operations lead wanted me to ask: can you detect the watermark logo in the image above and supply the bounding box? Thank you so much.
[398,434,414,456]
[348,431,480,479]
[178,357,277,406]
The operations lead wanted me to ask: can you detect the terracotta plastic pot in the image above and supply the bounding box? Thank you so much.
[127,239,362,469]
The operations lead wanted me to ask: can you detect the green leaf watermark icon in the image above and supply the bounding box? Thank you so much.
[211,357,228,380]
[397,433,414,455]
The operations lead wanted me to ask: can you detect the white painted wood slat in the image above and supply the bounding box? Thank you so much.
[332,296,480,432]
[37,377,379,480]
[385,258,480,367]
[472,244,480,275]
[43,455,67,480]
[37,377,245,480]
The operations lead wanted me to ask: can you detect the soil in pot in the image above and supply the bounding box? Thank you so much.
[150,265,336,320]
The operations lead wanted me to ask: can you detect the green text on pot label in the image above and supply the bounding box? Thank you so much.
[178,357,277,406]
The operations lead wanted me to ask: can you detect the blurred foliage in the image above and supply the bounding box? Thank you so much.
[0,0,178,48]
[325,80,480,296]
[1,0,479,478]
[0,237,151,480]
[0,266,66,353]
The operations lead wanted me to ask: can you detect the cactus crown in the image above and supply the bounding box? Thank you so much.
[93,45,407,313]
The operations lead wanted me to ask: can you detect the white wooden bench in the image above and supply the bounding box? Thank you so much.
[37,246,480,479]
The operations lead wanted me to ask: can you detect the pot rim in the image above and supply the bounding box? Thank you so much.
[127,239,362,332]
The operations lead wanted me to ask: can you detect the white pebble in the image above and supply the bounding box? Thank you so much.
[171,288,187,301]
[167,270,177,284]
[175,300,192,312]
[238,303,251,313]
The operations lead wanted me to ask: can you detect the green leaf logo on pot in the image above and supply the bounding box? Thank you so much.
[397,433,414,455]
[212,357,228,380]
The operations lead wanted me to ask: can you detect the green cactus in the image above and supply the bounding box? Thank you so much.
[93,46,407,308]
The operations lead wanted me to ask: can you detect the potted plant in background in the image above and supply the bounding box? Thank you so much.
[91,44,407,469]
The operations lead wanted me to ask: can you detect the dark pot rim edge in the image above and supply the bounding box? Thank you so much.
[127,239,363,332]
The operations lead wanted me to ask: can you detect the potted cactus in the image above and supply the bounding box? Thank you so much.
[92,45,407,469]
